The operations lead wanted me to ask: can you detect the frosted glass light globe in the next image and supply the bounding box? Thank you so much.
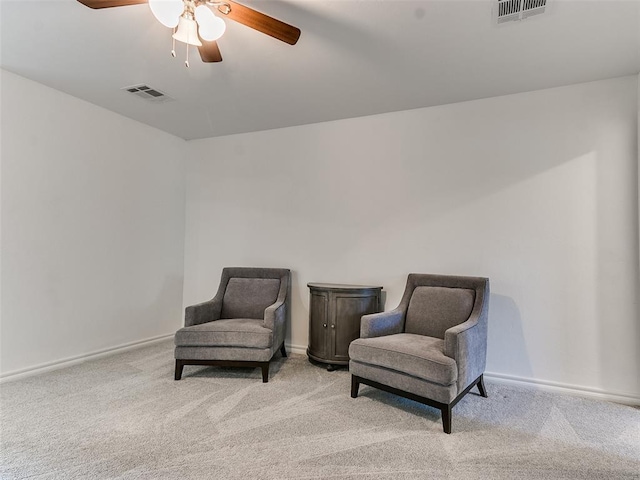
[172,16,202,46]
[195,5,226,41]
[149,0,184,29]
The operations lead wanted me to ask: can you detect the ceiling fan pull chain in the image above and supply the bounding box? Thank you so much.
[171,28,177,58]
[184,21,190,67]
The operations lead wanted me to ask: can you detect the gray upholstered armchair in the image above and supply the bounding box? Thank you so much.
[349,274,490,433]
[174,267,291,383]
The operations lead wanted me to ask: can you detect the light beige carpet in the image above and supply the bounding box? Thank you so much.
[1,339,639,479]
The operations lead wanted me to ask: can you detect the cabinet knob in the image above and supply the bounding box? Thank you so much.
[331,324,335,329]
[323,323,327,328]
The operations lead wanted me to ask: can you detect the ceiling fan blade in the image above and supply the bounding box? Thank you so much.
[77,0,147,8]
[198,40,223,63]
[219,0,300,45]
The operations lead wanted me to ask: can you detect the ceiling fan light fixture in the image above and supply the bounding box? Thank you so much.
[149,0,184,28]
[195,5,226,41]
[77,0,301,65]
[173,16,203,46]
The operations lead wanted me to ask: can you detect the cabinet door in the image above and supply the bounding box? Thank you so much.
[308,292,329,359]
[332,294,379,362]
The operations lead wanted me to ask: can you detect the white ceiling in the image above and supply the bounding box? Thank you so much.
[1,0,639,140]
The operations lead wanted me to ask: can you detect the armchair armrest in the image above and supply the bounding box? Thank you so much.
[184,297,222,327]
[444,316,479,353]
[360,309,404,339]
[264,300,286,331]
[444,314,487,390]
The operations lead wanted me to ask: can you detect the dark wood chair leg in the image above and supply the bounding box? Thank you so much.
[280,342,287,358]
[441,405,452,434]
[477,375,488,398]
[174,360,184,381]
[261,363,269,383]
[351,375,360,398]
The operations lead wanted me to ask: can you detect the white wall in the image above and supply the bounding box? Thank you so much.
[185,75,640,400]
[0,70,186,376]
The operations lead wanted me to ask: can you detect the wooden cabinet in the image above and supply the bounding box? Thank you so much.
[307,283,383,370]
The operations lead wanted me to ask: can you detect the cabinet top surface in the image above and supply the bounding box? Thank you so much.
[307,282,383,291]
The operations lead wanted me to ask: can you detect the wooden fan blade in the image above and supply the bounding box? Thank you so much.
[220,0,300,45]
[77,0,147,9]
[198,41,223,63]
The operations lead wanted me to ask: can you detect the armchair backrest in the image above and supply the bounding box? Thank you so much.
[399,274,489,339]
[405,286,475,338]
[217,267,290,320]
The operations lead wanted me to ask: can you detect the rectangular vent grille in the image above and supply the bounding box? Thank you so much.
[122,84,174,103]
[496,0,547,23]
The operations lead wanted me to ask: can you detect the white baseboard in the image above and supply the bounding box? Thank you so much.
[484,371,640,406]
[286,347,640,406]
[5,339,638,407]
[286,343,307,356]
[0,333,175,383]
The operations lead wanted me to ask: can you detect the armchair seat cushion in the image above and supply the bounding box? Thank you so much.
[175,319,273,349]
[349,333,457,386]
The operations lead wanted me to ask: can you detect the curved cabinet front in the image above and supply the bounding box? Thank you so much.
[307,283,383,369]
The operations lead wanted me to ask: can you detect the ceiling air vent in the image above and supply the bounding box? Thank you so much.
[495,0,547,24]
[122,84,174,103]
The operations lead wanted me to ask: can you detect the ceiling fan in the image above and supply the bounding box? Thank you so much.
[77,0,301,65]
